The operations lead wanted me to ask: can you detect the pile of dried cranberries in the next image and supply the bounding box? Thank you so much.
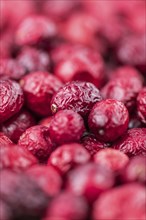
[0,1,146,220]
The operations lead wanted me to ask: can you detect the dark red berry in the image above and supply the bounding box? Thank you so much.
[27,165,62,196]
[0,145,38,171]
[49,110,85,145]
[39,116,54,129]
[114,128,146,156]
[88,99,129,142]
[51,81,102,118]
[18,125,54,162]
[137,87,146,124]
[20,71,63,116]
[0,132,13,146]
[93,183,146,220]
[48,143,90,174]
[0,79,24,123]
[67,163,115,202]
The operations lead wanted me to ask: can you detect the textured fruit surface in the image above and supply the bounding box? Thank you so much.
[137,87,146,124]
[0,79,24,123]
[88,99,129,142]
[93,183,146,220]
[48,143,90,174]
[0,132,13,146]
[49,110,85,145]
[51,81,102,118]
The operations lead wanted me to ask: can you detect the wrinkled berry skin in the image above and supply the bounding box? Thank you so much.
[88,99,129,142]
[0,132,13,146]
[43,192,88,220]
[121,156,146,184]
[0,170,49,220]
[18,47,51,73]
[20,71,63,116]
[67,163,114,203]
[16,15,58,46]
[49,110,85,145]
[18,125,53,162]
[137,87,146,124]
[0,79,24,123]
[93,183,146,220]
[0,145,38,171]
[114,128,146,156]
[94,148,129,172]
[48,143,90,174]
[27,165,62,196]
[51,81,102,119]
[1,109,36,143]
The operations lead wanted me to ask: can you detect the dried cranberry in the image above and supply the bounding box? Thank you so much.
[49,110,85,145]
[1,109,36,143]
[67,163,115,202]
[0,170,49,220]
[17,47,51,73]
[94,148,129,172]
[20,71,63,116]
[93,183,146,220]
[137,87,146,124]
[0,145,38,171]
[113,128,146,156]
[51,81,102,119]
[0,132,13,146]
[27,165,62,196]
[18,125,54,162]
[39,116,54,129]
[0,79,24,123]
[88,99,129,142]
[16,15,58,46]
[48,143,90,174]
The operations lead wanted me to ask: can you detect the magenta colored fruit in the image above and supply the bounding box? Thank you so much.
[121,156,146,184]
[17,47,51,73]
[49,110,85,145]
[43,192,88,220]
[81,133,106,156]
[0,145,38,171]
[20,71,63,116]
[48,143,90,174]
[113,128,146,156]
[39,116,54,129]
[16,15,58,46]
[137,87,146,124]
[51,81,102,118]
[93,183,146,220]
[27,165,62,196]
[88,99,129,142]
[67,163,115,202]
[18,125,53,162]
[0,132,13,146]
[1,109,36,143]
[0,170,49,220]
[0,79,24,123]
[94,148,129,172]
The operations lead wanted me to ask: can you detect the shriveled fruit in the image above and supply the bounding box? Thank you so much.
[0,132,13,146]
[137,87,146,124]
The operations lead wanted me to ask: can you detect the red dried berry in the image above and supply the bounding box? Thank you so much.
[43,192,88,220]
[67,163,115,203]
[17,47,51,73]
[27,165,62,196]
[51,81,102,118]
[20,71,63,116]
[88,99,129,142]
[137,87,146,124]
[48,143,90,174]
[16,15,58,46]
[18,125,54,162]
[0,170,49,220]
[81,133,106,156]
[94,148,129,172]
[1,109,36,143]
[0,132,13,146]
[0,79,24,123]
[113,128,146,156]
[0,145,38,171]
[121,156,146,184]
[93,183,146,220]
[49,110,85,145]
[39,116,54,129]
